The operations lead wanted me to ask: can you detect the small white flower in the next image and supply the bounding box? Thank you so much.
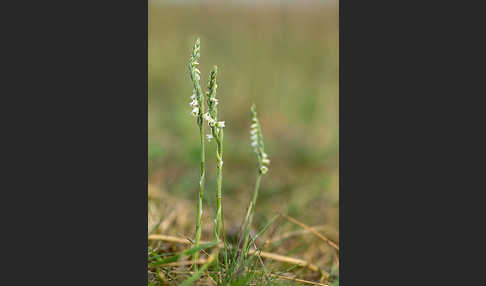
[251,123,258,129]
[191,107,199,117]
[262,158,270,165]
[191,89,197,100]
[195,68,201,75]
[251,141,258,147]
[251,134,258,141]
[195,73,200,81]
[250,129,258,135]
[189,99,198,107]
[206,134,213,142]
[216,121,225,128]
[203,112,212,122]
[262,152,268,159]
[260,166,268,174]
[203,113,216,127]
[218,160,223,168]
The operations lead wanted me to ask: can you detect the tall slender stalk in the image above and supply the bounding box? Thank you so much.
[188,38,205,270]
[214,130,223,242]
[241,104,270,257]
[203,66,226,270]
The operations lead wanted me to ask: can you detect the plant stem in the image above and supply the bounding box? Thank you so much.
[215,130,224,239]
[213,129,224,269]
[241,172,262,259]
[193,92,205,272]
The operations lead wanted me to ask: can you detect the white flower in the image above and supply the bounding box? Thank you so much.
[251,141,258,147]
[250,129,258,135]
[251,123,258,129]
[191,89,197,100]
[189,99,198,107]
[216,121,225,128]
[206,134,213,142]
[251,134,258,141]
[210,97,219,106]
[260,166,268,174]
[191,107,199,117]
[203,112,212,122]
[262,158,270,165]
[262,152,268,159]
[203,112,216,126]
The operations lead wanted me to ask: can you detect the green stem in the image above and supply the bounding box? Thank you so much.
[241,172,262,258]
[194,106,205,271]
[213,129,224,271]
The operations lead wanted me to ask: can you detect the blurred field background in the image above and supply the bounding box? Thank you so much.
[149,0,338,282]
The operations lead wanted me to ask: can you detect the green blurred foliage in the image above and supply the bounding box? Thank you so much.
[149,2,338,229]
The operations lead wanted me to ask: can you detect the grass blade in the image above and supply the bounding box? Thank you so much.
[148,241,217,267]
[180,250,218,286]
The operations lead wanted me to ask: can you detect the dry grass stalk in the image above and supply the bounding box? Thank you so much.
[265,224,337,244]
[283,215,339,251]
[149,234,193,244]
[248,249,324,274]
[267,273,329,286]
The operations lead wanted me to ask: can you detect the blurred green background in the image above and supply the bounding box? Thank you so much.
[149,0,338,243]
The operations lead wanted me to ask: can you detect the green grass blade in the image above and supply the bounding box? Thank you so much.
[180,250,219,286]
[148,241,217,267]
[248,214,279,248]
